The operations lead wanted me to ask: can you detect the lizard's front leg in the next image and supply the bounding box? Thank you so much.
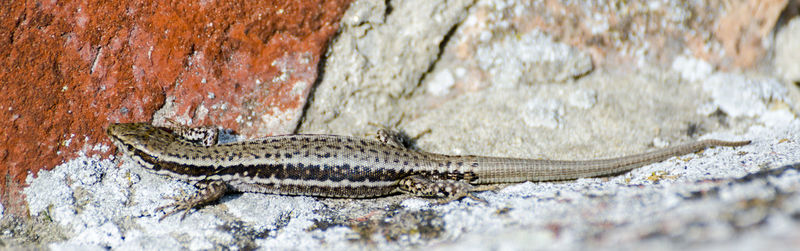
[156,180,228,221]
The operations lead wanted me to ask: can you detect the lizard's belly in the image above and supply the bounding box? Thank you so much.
[205,160,416,198]
[227,180,400,198]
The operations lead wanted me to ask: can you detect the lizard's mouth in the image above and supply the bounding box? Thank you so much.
[107,135,133,155]
[106,125,135,155]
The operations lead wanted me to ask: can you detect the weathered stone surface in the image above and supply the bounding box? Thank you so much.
[0,0,350,216]
[299,0,475,135]
[715,0,788,68]
[451,0,787,70]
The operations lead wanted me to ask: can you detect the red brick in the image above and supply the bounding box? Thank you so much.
[0,0,351,217]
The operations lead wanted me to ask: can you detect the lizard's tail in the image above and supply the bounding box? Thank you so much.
[469,139,750,184]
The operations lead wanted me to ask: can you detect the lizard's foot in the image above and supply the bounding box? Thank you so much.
[368,123,431,149]
[162,118,219,146]
[155,181,228,221]
[375,128,409,148]
[397,175,486,203]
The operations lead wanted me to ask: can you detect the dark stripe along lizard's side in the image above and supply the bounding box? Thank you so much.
[106,123,750,220]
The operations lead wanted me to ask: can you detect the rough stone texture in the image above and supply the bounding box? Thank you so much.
[300,1,798,138]
[715,0,788,68]
[439,0,787,70]
[299,0,476,135]
[406,71,720,160]
[0,0,351,216]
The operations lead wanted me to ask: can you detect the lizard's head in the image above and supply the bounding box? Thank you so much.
[106,123,179,157]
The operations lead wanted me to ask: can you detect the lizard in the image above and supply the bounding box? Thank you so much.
[105,122,750,220]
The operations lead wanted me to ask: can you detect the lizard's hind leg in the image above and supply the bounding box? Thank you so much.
[397,175,486,203]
